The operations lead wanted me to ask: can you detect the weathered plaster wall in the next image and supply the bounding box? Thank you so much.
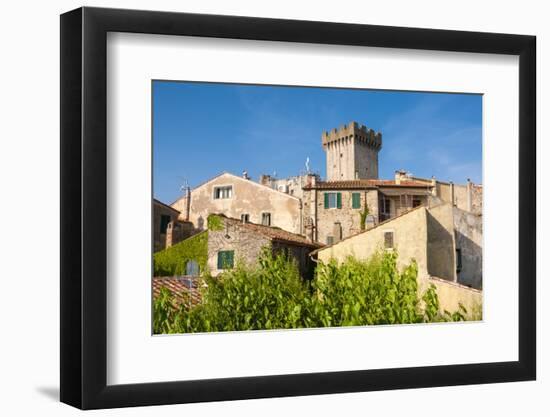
[316,204,482,317]
[454,207,483,289]
[317,206,429,274]
[426,203,456,282]
[172,173,302,235]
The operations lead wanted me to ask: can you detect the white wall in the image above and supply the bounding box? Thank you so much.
[0,0,546,416]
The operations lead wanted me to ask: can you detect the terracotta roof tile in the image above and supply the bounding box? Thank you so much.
[304,179,432,189]
[152,277,202,307]
[216,214,323,248]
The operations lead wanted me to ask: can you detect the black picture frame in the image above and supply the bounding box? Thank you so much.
[60,6,536,410]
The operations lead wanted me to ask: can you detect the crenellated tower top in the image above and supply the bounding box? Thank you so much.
[322,121,383,181]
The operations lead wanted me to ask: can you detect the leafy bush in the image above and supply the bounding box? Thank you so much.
[153,231,208,276]
[153,250,467,334]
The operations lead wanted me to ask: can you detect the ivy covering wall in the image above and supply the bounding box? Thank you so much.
[153,231,208,276]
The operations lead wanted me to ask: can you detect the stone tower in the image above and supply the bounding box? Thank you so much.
[322,121,382,181]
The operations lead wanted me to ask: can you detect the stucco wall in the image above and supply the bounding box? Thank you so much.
[421,276,482,319]
[172,173,302,235]
[316,204,482,317]
[426,203,456,282]
[454,207,483,289]
[317,206,429,274]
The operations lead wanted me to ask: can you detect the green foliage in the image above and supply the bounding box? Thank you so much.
[359,203,370,231]
[207,214,224,231]
[153,250,468,334]
[153,231,208,276]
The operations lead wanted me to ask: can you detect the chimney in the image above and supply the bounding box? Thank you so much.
[467,178,472,212]
[259,174,271,186]
[394,169,407,184]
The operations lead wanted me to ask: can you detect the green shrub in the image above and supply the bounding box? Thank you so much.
[153,231,208,276]
[153,250,468,334]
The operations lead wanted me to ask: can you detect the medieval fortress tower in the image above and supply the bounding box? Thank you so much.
[322,121,382,181]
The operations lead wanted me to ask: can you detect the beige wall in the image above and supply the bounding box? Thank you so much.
[317,206,429,274]
[172,173,302,235]
[426,203,456,281]
[316,204,482,317]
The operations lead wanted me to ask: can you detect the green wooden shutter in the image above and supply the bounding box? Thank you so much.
[352,193,360,209]
[336,192,342,209]
[218,250,235,269]
[324,193,329,209]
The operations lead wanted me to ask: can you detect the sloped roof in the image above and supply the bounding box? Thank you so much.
[310,204,430,255]
[216,214,323,248]
[304,179,432,190]
[152,277,202,307]
[153,198,181,214]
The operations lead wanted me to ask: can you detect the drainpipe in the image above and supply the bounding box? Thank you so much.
[185,186,191,221]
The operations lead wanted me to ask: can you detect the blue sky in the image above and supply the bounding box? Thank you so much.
[153,81,482,203]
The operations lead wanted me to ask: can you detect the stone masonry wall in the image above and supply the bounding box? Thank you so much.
[207,222,271,276]
[302,188,380,244]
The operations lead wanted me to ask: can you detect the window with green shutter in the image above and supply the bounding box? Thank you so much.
[352,193,361,209]
[324,192,342,209]
[217,250,234,269]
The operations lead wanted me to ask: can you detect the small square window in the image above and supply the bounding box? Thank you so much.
[327,236,334,245]
[261,213,271,226]
[160,215,171,234]
[241,213,249,223]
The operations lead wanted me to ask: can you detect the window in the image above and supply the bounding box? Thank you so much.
[186,260,200,276]
[241,213,249,223]
[381,197,391,214]
[213,186,232,199]
[217,250,234,269]
[352,192,361,209]
[412,198,422,208]
[456,248,462,273]
[261,212,271,226]
[159,215,171,234]
[384,231,394,249]
[324,192,342,209]
[326,236,334,245]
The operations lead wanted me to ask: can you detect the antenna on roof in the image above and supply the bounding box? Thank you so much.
[178,176,190,195]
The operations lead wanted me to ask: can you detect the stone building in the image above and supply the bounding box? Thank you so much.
[322,121,382,180]
[206,214,322,279]
[259,173,320,201]
[302,176,434,244]
[171,172,303,236]
[313,203,482,314]
[300,121,483,244]
[153,199,193,252]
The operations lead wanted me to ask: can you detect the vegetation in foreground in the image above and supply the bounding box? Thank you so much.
[153,249,472,334]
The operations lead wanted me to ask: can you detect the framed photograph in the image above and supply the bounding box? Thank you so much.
[60,6,536,409]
